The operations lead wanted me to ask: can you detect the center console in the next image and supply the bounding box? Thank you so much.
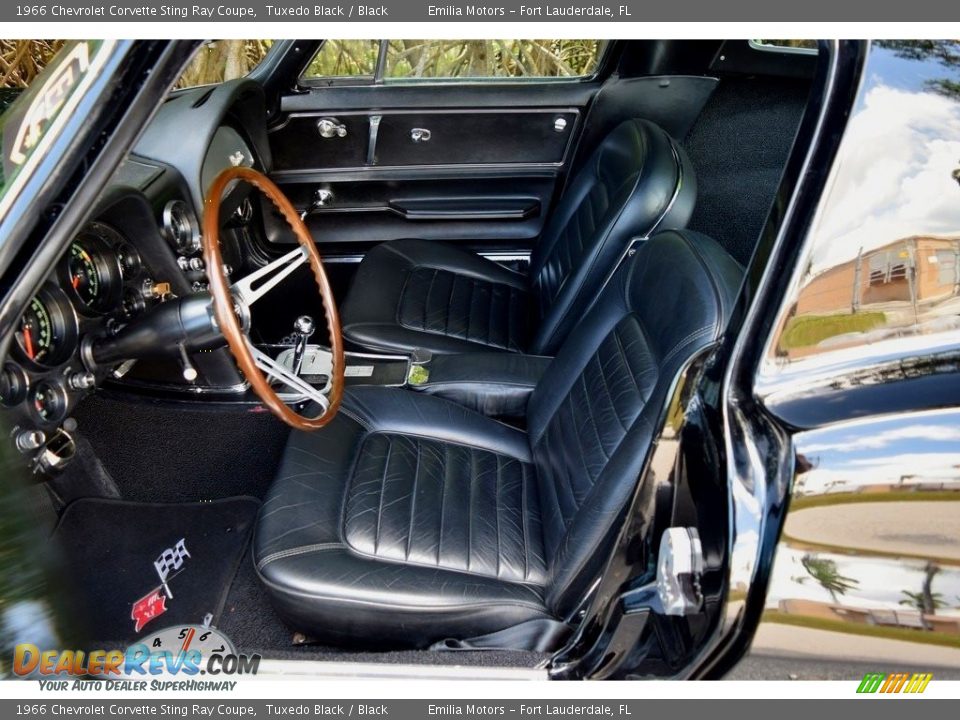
[257,317,551,419]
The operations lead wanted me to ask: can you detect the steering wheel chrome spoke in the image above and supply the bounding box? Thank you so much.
[203,166,344,430]
[249,342,330,411]
[231,246,308,306]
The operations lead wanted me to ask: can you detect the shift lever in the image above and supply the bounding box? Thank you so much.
[290,315,315,376]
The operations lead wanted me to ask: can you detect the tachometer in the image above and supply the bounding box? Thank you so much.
[63,229,121,313]
[67,243,102,307]
[15,288,78,368]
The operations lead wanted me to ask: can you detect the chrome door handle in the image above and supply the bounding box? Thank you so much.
[317,118,347,138]
[410,128,431,143]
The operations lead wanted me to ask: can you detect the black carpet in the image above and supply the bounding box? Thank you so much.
[73,394,289,502]
[52,496,259,644]
[218,549,547,668]
[684,75,812,267]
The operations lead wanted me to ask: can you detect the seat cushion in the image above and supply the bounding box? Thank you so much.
[340,239,532,355]
[254,386,551,647]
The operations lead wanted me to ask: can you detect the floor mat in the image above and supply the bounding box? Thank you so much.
[73,394,289,503]
[52,496,259,644]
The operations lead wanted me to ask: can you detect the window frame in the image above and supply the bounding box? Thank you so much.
[297,39,611,89]
[170,40,283,93]
[749,39,819,56]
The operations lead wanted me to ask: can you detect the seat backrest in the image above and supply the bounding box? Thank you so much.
[526,229,743,617]
[527,119,696,355]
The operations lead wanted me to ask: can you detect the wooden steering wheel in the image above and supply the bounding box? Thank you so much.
[202,166,344,430]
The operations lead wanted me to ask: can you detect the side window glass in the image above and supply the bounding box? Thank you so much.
[300,39,605,83]
[383,40,604,80]
[300,40,381,81]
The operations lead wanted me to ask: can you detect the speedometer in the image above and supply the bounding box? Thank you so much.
[17,297,54,364]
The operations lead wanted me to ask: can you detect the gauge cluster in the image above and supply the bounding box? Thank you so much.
[1,217,169,473]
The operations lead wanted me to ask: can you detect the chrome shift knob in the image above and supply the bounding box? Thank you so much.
[294,315,315,338]
[291,315,315,376]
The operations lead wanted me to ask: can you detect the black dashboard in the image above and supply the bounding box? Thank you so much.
[0,78,272,474]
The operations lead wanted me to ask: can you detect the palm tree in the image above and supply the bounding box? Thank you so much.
[800,555,860,603]
[899,590,946,612]
[900,563,945,629]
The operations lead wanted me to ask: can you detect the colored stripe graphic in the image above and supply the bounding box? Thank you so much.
[857,672,932,694]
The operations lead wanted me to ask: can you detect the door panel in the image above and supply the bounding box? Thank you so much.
[267,82,601,258]
[375,110,577,166]
[272,110,579,171]
[264,173,556,256]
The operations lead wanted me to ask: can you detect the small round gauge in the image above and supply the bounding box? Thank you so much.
[116,242,142,279]
[0,364,28,407]
[15,289,77,368]
[121,287,146,319]
[162,200,201,255]
[30,380,68,424]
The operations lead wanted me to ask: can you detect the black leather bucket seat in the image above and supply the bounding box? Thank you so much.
[254,230,743,648]
[338,119,696,356]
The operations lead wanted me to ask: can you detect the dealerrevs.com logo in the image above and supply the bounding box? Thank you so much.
[13,625,260,691]
[857,673,933,694]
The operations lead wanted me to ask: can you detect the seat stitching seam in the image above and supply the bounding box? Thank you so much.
[258,571,548,611]
[506,285,515,352]
[679,231,728,322]
[258,548,547,602]
[495,452,502,579]
[337,538,547,588]
[374,437,392,555]
[339,407,373,431]
[579,372,610,461]
[467,447,476,572]
[438,442,448,566]
[395,269,414,328]
[405,437,421,562]
[612,324,645,398]
[257,543,344,570]
[567,389,594,510]
[486,279,495,347]
[443,272,456,337]
[662,326,714,367]
[364,430,529,462]
[594,350,627,432]
[423,268,437,332]
[521,464,530,581]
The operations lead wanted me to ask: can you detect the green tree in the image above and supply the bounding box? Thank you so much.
[875,40,960,100]
[800,555,860,603]
[899,563,945,630]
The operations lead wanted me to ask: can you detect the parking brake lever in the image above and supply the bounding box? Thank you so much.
[291,315,315,376]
